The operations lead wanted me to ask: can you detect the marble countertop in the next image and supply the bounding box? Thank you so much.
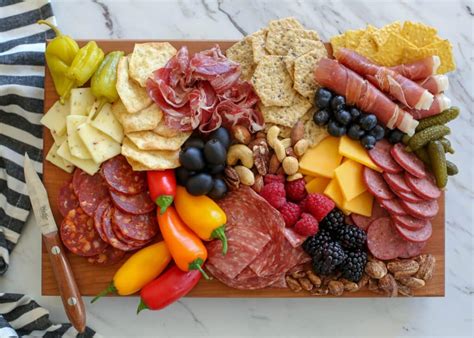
[1,0,473,337]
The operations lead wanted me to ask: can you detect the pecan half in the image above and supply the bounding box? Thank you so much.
[378,274,398,297]
[415,254,436,281]
[365,260,388,279]
[387,259,420,278]
[223,166,240,190]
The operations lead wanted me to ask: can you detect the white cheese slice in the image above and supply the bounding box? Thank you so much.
[77,123,121,164]
[40,99,70,139]
[90,103,124,143]
[46,143,75,173]
[66,115,91,159]
[57,140,100,175]
[70,87,95,116]
[51,131,67,145]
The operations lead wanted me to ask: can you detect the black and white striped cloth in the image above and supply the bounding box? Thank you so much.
[1,1,97,336]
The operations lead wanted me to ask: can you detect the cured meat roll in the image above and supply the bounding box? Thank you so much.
[335,48,434,110]
[417,75,449,94]
[390,56,440,81]
[405,94,451,119]
[314,58,419,135]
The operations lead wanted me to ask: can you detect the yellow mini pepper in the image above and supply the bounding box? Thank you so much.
[174,186,228,255]
[38,20,79,103]
[91,241,171,302]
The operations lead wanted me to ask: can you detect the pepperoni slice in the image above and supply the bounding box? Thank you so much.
[394,221,433,243]
[368,140,403,174]
[398,241,426,258]
[101,206,138,251]
[60,207,108,257]
[393,189,425,203]
[87,246,126,265]
[77,173,110,216]
[367,217,406,260]
[58,180,79,217]
[383,172,411,194]
[94,198,112,242]
[72,169,88,196]
[102,155,146,195]
[379,198,406,216]
[399,199,439,219]
[405,172,441,200]
[363,167,395,200]
[390,143,426,178]
[112,208,158,241]
[110,190,155,215]
[351,202,389,231]
[111,217,151,248]
[393,214,430,231]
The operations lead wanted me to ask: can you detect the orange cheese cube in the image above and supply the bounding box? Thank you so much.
[334,159,367,201]
[299,136,343,178]
[323,179,351,215]
[342,190,374,217]
[338,136,382,172]
[306,176,331,194]
[304,175,315,183]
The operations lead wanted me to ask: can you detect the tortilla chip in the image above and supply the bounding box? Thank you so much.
[330,34,346,54]
[249,29,269,63]
[402,46,437,64]
[121,137,180,170]
[265,17,304,55]
[260,94,312,128]
[372,22,402,47]
[129,42,177,87]
[152,120,180,137]
[355,25,378,58]
[344,29,365,49]
[372,33,415,66]
[116,56,152,113]
[127,130,191,151]
[293,45,327,98]
[112,100,162,133]
[251,55,296,106]
[226,38,255,81]
[401,21,438,47]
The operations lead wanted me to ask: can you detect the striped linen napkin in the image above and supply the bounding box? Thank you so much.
[1,1,98,336]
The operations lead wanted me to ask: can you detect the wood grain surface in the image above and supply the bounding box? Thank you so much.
[42,40,445,297]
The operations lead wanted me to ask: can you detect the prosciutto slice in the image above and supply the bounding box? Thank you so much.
[417,74,449,94]
[335,48,434,110]
[146,45,264,133]
[405,94,451,119]
[390,56,440,81]
[314,58,418,135]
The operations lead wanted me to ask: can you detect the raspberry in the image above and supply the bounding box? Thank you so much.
[279,202,301,227]
[260,182,286,209]
[264,174,285,185]
[294,213,319,236]
[301,193,335,222]
[285,178,307,202]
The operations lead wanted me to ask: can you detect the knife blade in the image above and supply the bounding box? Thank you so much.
[24,154,86,333]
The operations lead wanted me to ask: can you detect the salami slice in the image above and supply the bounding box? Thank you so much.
[351,202,389,231]
[405,172,441,200]
[77,173,109,216]
[58,181,79,217]
[72,168,87,196]
[363,167,395,200]
[111,214,151,248]
[383,172,411,194]
[399,198,438,219]
[368,140,403,174]
[282,227,307,248]
[398,241,426,258]
[394,221,432,242]
[102,155,146,195]
[87,246,126,265]
[393,214,429,231]
[94,198,112,242]
[112,208,158,241]
[60,207,108,257]
[393,189,425,203]
[391,143,426,178]
[110,190,155,215]
[101,206,138,251]
[367,217,406,260]
[379,198,406,216]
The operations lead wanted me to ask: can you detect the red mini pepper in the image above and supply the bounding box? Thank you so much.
[137,265,201,313]
[147,170,176,214]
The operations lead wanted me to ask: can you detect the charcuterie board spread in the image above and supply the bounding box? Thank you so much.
[41,18,455,306]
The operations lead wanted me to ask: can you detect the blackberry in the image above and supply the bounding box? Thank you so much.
[302,229,332,256]
[312,241,347,276]
[337,224,367,250]
[320,208,345,235]
[340,249,368,282]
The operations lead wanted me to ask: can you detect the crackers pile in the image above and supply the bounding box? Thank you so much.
[114,42,190,170]
[226,17,328,146]
[330,21,455,73]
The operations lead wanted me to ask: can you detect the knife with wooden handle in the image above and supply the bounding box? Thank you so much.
[24,154,86,333]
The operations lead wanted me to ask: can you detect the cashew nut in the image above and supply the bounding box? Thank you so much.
[282,156,299,175]
[266,125,280,148]
[234,165,255,186]
[274,141,287,162]
[287,173,303,182]
[294,139,309,157]
[227,144,254,168]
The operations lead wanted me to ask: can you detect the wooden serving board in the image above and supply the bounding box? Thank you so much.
[42,40,445,297]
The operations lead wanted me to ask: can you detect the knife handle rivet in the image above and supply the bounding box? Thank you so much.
[51,246,61,255]
[67,297,78,306]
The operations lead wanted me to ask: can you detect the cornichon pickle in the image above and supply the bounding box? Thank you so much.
[416,106,460,131]
[414,147,431,164]
[402,134,411,145]
[408,125,450,151]
[440,137,455,154]
[446,160,459,176]
[428,140,447,188]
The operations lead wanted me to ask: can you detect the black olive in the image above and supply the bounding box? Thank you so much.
[175,167,194,186]
[179,147,205,171]
[204,139,227,165]
[183,137,205,149]
[209,127,231,149]
[207,178,228,199]
[186,173,214,196]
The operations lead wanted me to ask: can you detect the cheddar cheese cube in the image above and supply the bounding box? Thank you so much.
[343,190,374,217]
[299,136,343,178]
[306,176,331,194]
[339,136,382,172]
[334,159,367,201]
[323,178,351,215]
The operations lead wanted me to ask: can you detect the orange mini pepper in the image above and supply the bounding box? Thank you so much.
[157,206,209,279]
